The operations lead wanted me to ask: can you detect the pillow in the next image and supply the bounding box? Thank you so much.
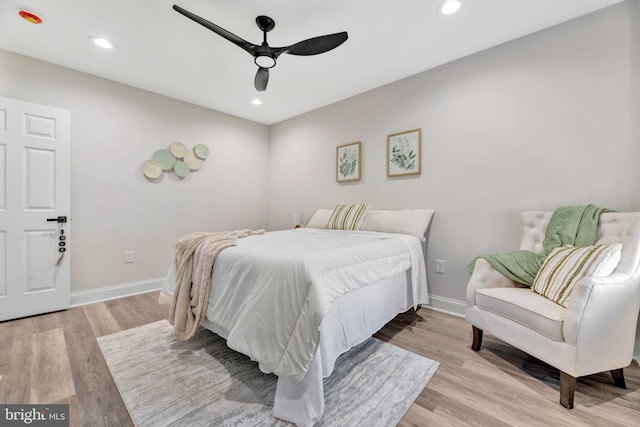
[306,209,333,229]
[360,209,435,240]
[325,203,369,230]
[532,243,622,307]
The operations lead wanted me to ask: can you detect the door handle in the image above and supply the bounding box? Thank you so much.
[46,216,67,223]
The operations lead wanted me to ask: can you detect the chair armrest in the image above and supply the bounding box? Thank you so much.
[466,258,518,306]
[563,274,640,373]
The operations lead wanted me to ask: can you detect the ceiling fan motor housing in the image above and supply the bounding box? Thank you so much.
[256,16,275,32]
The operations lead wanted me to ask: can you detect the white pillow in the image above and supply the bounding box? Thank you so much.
[306,209,333,229]
[326,203,370,230]
[532,243,622,307]
[360,209,435,240]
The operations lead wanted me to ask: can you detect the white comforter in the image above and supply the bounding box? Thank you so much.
[163,228,427,382]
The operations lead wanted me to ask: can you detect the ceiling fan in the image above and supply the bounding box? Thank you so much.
[173,5,348,92]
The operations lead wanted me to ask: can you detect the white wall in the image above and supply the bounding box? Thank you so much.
[1,2,638,353]
[269,1,640,314]
[0,49,270,293]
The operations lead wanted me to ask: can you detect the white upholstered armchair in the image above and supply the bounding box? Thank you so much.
[466,211,640,408]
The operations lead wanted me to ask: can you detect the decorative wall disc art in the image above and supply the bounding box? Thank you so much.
[142,160,163,179]
[143,142,209,179]
[173,160,190,177]
[170,142,188,158]
[194,144,209,159]
[184,150,204,170]
[153,149,177,170]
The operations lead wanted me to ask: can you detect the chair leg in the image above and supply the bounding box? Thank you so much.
[559,371,576,409]
[471,326,483,351]
[611,368,626,389]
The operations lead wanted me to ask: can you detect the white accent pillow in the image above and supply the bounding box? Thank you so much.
[326,203,370,230]
[360,209,435,240]
[532,243,622,307]
[306,209,333,229]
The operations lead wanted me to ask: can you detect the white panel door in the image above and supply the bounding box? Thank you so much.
[0,96,71,321]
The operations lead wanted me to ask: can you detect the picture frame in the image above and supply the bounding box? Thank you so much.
[387,128,421,177]
[336,141,362,183]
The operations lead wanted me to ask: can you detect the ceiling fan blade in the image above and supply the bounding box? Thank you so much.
[173,5,256,54]
[284,32,348,56]
[254,67,269,91]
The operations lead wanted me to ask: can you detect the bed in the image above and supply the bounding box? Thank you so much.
[161,207,435,426]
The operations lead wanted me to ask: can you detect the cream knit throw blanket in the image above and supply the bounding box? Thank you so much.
[168,229,265,340]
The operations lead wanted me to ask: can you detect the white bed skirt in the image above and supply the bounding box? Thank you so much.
[200,269,414,426]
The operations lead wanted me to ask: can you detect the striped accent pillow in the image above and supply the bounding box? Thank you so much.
[532,244,622,307]
[326,203,369,230]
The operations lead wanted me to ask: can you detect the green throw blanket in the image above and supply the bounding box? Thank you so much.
[466,204,612,286]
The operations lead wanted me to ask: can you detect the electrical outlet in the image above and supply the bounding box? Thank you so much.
[124,251,134,263]
[435,259,446,274]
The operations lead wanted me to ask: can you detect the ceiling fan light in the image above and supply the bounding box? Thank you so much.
[439,0,462,15]
[91,37,113,49]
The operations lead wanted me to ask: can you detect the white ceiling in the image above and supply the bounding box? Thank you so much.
[0,0,625,125]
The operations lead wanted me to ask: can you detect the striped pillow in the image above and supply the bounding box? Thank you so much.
[326,203,369,230]
[532,244,622,307]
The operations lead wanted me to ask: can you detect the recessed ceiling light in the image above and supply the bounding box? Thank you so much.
[439,0,461,15]
[90,37,113,49]
[251,98,263,105]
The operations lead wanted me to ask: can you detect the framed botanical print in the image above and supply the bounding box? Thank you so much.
[336,141,362,183]
[387,128,421,177]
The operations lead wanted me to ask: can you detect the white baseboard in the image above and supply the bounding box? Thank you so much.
[70,277,165,307]
[422,294,465,318]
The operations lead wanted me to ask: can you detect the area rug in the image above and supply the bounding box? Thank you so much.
[97,320,439,426]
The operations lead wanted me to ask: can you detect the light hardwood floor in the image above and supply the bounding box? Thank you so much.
[0,291,638,426]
